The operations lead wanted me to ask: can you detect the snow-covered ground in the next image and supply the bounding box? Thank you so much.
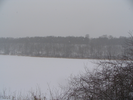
[0,55,96,99]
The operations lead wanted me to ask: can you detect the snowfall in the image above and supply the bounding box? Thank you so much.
[0,55,96,100]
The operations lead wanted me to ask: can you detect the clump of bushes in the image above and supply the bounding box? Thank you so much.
[54,36,133,100]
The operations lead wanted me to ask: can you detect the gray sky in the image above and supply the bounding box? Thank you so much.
[0,0,133,38]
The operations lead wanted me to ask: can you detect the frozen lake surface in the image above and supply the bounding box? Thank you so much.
[0,55,96,98]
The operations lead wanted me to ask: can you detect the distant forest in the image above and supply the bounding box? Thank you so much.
[0,35,127,59]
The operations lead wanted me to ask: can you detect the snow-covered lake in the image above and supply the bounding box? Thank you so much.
[0,55,96,98]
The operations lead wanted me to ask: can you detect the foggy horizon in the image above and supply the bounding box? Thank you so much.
[0,0,133,38]
[0,34,130,39]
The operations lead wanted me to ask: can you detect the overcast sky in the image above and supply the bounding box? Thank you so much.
[0,0,133,38]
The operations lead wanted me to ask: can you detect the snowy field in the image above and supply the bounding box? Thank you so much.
[0,55,96,99]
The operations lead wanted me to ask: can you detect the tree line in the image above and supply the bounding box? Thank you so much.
[0,35,127,59]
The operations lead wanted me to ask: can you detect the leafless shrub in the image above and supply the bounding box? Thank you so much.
[56,35,133,100]
[0,87,47,100]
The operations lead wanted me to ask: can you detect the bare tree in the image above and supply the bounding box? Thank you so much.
[56,35,133,100]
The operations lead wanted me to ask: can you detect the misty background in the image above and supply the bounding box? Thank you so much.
[0,0,133,38]
[0,1,133,100]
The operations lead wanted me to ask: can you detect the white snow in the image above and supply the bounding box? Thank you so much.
[0,55,96,98]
